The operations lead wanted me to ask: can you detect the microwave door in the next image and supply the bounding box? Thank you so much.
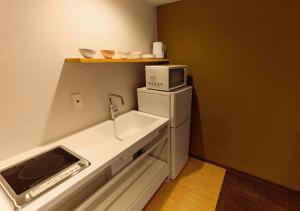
[169,68,185,90]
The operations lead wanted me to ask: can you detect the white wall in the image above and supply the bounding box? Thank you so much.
[0,0,157,160]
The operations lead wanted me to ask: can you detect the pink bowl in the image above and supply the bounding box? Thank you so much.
[101,50,115,59]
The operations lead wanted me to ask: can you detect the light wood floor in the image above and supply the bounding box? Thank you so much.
[144,157,226,211]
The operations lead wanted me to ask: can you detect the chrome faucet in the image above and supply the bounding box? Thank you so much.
[109,94,124,120]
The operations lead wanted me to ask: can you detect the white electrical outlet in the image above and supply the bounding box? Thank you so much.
[71,93,83,109]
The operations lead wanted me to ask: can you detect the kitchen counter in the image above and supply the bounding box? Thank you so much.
[0,111,169,211]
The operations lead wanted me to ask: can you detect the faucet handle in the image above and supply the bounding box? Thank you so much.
[109,93,124,120]
[113,104,118,112]
[110,103,118,111]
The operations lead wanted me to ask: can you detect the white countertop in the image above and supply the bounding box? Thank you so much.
[0,111,169,210]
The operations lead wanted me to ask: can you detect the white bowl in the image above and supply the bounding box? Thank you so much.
[118,51,130,59]
[129,51,142,59]
[142,54,155,59]
[79,49,96,58]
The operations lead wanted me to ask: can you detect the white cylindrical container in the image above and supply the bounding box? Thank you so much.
[153,42,165,58]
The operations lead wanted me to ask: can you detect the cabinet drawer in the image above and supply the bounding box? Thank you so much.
[75,137,169,211]
[133,165,169,211]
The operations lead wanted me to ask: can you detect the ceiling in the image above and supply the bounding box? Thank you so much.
[144,0,181,6]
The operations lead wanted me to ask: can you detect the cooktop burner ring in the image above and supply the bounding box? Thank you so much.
[18,154,65,180]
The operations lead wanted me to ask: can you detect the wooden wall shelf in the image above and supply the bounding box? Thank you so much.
[65,58,169,63]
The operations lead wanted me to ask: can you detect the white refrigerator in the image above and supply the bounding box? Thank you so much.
[137,86,192,179]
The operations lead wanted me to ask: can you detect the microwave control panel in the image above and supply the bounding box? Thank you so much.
[146,67,168,91]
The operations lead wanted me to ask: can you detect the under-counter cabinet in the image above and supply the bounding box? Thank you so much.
[75,125,170,211]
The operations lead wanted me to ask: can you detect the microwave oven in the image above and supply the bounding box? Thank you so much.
[145,65,187,91]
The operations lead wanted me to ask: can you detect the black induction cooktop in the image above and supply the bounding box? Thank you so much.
[0,146,90,208]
